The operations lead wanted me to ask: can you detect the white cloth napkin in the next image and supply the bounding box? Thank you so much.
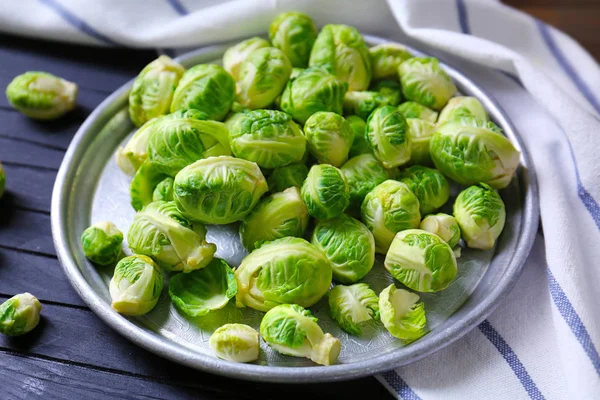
[3,0,599,398]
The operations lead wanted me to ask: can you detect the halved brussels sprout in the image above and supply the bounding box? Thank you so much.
[109,255,163,316]
[379,284,426,341]
[0,293,42,336]
[400,166,450,215]
[130,160,170,211]
[269,12,317,68]
[128,201,216,272]
[280,66,348,124]
[81,221,123,265]
[0,162,4,199]
[361,180,421,253]
[173,156,268,224]
[453,183,506,250]
[371,79,402,106]
[152,177,174,202]
[301,164,349,220]
[343,91,391,120]
[365,105,412,168]
[235,237,332,312]
[397,101,438,123]
[267,163,309,193]
[236,47,292,110]
[260,304,340,366]
[384,229,457,292]
[398,57,456,110]
[240,186,309,251]
[128,56,185,127]
[5,71,77,120]
[169,258,237,317]
[406,118,437,165]
[420,213,461,248]
[328,283,379,335]
[209,323,260,363]
[309,24,371,91]
[369,43,412,80]
[312,214,375,284]
[223,37,270,81]
[341,154,389,211]
[304,111,353,167]
[437,96,488,126]
[229,109,306,169]
[430,121,520,188]
[171,64,235,121]
[346,115,370,157]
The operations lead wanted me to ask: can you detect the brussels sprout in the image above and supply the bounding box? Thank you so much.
[109,255,163,315]
[0,162,5,199]
[171,64,235,121]
[173,156,268,224]
[235,237,332,312]
[446,115,503,133]
[81,221,123,265]
[269,12,317,68]
[260,304,340,366]
[379,284,426,341]
[304,112,353,167]
[280,66,347,124]
[420,213,461,248]
[328,283,379,335]
[398,57,456,111]
[152,177,174,202]
[341,154,389,210]
[437,96,488,126]
[301,164,349,220]
[400,166,450,215]
[365,105,412,168]
[453,183,506,250]
[5,71,77,120]
[240,186,309,251]
[309,24,371,91]
[130,160,170,211]
[229,109,306,169]
[397,101,438,123]
[347,115,370,157]
[429,121,520,188]
[236,47,292,110]
[361,180,421,253]
[169,258,237,317]
[406,118,436,165]
[128,201,216,272]
[290,67,304,79]
[369,43,412,80]
[384,229,457,292]
[371,79,402,106]
[343,91,391,120]
[0,293,42,336]
[209,323,260,363]
[312,215,375,283]
[267,163,309,193]
[128,56,185,127]
[223,37,270,81]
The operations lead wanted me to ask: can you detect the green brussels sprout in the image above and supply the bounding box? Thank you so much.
[0,293,42,336]
[260,304,340,366]
[81,221,123,265]
[309,24,372,91]
[420,213,461,248]
[5,71,77,120]
[365,105,412,168]
[398,57,457,111]
[341,154,389,211]
[109,255,163,316]
[343,91,391,120]
[397,101,438,123]
[169,258,237,317]
[280,66,348,124]
[290,67,304,79]
[0,162,5,199]
[361,180,421,254]
[437,96,488,126]
[453,183,506,250]
[209,323,260,363]
[240,186,309,251]
[173,156,268,224]
[406,118,437,165]
[301,164,349,220]
[128,201,216,272]
[229,109,306,169]
[328,283,379,335]
[444,115,503,133]
[346,115,370,157]
[130,160,170,211]
[379,284,426,342]
[128,56,185,127]
[223,37,270,81]
[304,111,354,167]
[430,121,520,189]
[267,163,309,193]
[235,237,332,312]
[371,79,402,106]
[269,12,317,68]
[384,229,458,292]
[152,177,174,202]
[312,214,375,283]
[400,166,450,215]
[369,43,412,80]
[236,47,292,110]
[171,64,235,121]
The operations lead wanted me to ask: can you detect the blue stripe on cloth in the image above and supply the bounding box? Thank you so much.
[478,321,545,400]
[456,0,471,34]
[166,0,189,16]
[380,371,421,400]
[38,0,121,46]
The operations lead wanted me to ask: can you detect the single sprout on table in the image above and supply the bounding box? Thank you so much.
[341,153,390,211]
[437,96,488,126]
[81,221,123,266]
[398,57,457,111]
[304,111,354,167]
[223,37,270,81]
[269,12,317,68]
[346,115,370,157]
[371,79,402,106]
[267,163,309,193]
[0,161,5,199]
[400,166,450,215]
[379,284,427,342]
[406,118,437,165]
[301,164,350,220]
[365,105,412,168]
[328,283,379,335]
[5,71,77,120]
[152,177,174,202]
[397,101,438,123]
[0,293,42,336]
[109,255,163,316]
[369,43,412,80]
[260,304,341,366]
[420,213,461,248]
[343,91,391,120]
[209,323,260,363]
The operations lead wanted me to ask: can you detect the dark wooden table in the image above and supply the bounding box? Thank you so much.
[0,34,393,400]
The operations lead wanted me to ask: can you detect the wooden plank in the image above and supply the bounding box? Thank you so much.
[0,109,80,150]
[0,137,64,170]
[0,208,54,256]
[1,164,56,213]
